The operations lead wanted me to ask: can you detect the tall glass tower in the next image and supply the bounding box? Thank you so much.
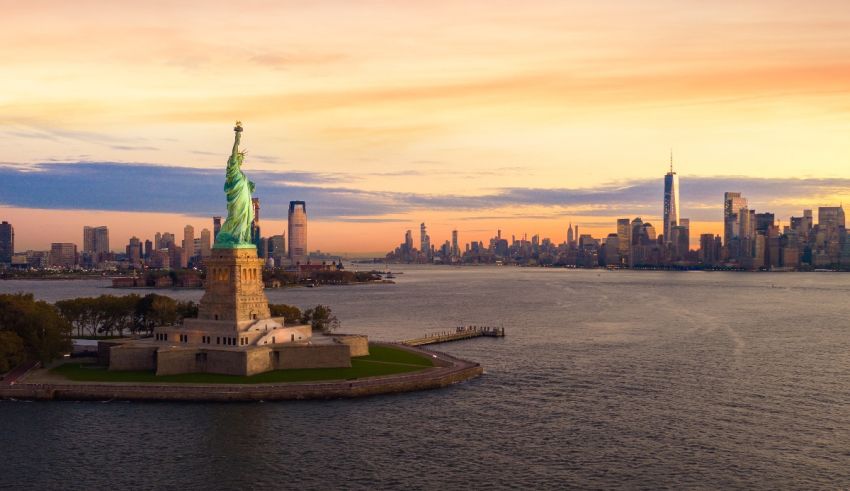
[663,153,680,244]
[288,201,307,263]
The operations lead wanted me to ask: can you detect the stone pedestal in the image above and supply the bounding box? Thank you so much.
[199,247,271,322]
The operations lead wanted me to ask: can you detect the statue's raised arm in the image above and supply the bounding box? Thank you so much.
[230,121,243,167]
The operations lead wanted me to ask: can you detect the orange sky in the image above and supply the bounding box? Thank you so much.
[2,1,850,254]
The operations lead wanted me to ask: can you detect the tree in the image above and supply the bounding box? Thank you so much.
[177,300,199,320]
[0,293,72,363]
[268,304,302,325]
[0,331,26,373]
[300,305,340,333]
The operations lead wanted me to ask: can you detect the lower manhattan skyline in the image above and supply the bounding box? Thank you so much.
[3,1,850,253]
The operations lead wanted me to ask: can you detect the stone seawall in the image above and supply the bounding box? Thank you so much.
[0,345,482,402]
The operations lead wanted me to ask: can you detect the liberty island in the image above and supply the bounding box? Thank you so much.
[0,124,482,399]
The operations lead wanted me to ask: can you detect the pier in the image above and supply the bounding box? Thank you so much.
[402,325,505,347]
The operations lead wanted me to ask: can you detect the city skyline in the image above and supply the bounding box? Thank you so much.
[3,1,850,252]
[1,177,847,257]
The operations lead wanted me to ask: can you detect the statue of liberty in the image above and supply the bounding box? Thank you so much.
[214,121,256,248]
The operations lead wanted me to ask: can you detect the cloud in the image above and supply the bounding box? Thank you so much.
[110,144,160,151]
[0,161,845,222]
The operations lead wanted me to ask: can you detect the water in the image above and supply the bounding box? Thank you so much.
[2,267,849,489]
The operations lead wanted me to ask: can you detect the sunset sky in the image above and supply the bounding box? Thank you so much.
[2,0,850,254]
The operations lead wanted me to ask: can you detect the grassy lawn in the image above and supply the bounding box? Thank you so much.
[50,345,434,384]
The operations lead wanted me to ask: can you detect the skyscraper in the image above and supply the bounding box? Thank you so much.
[0,221,13,264]
[251,198,262,253]
[616,218,630,256]
[288,201,307,263]
[127,236,142,268]
[451,230,459,257]
[83,226,95,253]
[200,228,212,257]
[404,230,413,252]
[213,216,222,242]
[723,192,748,245]
[182,225,194,268]
[663,154,680,244]
[420,223,430,259]
[567,222,574,246]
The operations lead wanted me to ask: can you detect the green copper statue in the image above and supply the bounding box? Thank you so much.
[214,121,256,248]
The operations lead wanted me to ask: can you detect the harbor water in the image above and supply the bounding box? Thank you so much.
[1,267,849,489]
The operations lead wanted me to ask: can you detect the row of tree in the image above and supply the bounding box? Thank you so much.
[56,294,198,338]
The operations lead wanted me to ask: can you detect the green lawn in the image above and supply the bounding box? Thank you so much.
[51,345,434,384]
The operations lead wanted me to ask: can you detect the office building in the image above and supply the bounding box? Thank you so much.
[663,156,680,244]
[182,225,194,268]
[0,221,13,265]
[420,223,431,259]
[251,198,262,253]
[451,230,459,257]
[616,218,630,257]
[213,216,222,242]
[50,243,77,268]
[723,192,747,245]
[288,201,307,263]
[200,229,212,257]
[127,237,142,268]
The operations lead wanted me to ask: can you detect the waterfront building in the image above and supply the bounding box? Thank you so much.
[127,236,142,269]
[84,226,110,255]
[182,225,194,268]
[663,156,680,244]
[603,234,620,266]
[49,243,77,268]
[723,192,748,245]
[451,230,459,258]
[699,234,718,265]
[288,200,307,264]
[269,234,285,266]
[420,223,431,260]
[0,221,13,265]
[816,206,845,263]
[670,225,689,260]
[616,218,630,258]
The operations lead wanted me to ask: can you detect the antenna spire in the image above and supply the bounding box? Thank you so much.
[669,148,673,173]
